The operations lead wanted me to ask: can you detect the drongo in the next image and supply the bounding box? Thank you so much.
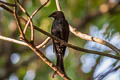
[49,11,69,77]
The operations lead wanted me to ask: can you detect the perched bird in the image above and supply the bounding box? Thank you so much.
[49,11,69,77]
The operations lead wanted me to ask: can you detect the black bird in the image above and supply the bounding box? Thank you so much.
[49,11,69,77]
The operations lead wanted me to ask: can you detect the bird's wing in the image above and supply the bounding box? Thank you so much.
[51,19,69,55]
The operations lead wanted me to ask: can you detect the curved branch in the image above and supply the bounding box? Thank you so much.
[36,37,51,48]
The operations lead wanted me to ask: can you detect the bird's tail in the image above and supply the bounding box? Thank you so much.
[52,54,66,78]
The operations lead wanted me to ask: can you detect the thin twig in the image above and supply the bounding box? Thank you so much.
[13,1,25,39]
[36,37,51,48]
[16,0,34,42]
[23,0,49,38]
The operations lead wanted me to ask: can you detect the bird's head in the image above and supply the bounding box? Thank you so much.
[49,11,65,19]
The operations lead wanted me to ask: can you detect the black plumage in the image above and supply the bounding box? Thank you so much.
[49,11,69,77]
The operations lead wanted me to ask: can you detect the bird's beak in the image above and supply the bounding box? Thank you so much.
[48,14,52,17]
[48,12,56,17]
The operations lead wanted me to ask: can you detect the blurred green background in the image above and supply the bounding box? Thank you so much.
[0,0,120,80]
